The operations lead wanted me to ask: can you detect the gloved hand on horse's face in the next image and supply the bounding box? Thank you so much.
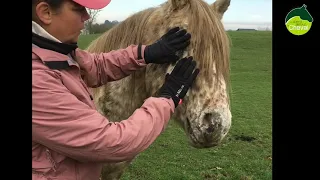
[156,56,200,107]
[143,27,191,64]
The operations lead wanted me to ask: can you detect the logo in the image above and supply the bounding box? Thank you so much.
[176,85,184,97]
[285,4,313,36]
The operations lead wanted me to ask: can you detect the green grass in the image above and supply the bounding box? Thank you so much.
[78,31,272,180]
[77,34,101,49]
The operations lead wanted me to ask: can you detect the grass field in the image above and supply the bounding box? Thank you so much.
[78,31,272,180]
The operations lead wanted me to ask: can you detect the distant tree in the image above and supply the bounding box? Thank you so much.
[104,20,119,30]
[91,23,109,34]
[89,20,120,34]
[85,8,101,34]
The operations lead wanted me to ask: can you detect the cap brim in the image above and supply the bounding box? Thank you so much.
[73,0,111,9]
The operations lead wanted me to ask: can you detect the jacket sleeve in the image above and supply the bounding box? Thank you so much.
[75,44,147,88]
[32,69,175,163]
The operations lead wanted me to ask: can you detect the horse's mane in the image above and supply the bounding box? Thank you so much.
[86,7,155,52]
[86,0,230,100]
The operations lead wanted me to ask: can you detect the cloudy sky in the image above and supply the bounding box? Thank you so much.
[95,0,272,30]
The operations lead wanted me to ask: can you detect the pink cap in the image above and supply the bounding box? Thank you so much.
[73,0,111,9]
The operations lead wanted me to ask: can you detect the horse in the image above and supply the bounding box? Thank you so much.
[85,0,232,179]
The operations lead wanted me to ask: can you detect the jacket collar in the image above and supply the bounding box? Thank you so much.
[32,21,78,56]
[32,21,78,55]
[32,32,78,55]
[31,21,79,68]
[32,21,61,43]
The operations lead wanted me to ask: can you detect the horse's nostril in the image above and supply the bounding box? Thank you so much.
[203,113,216,133]
[203,113,213,125]
[203,125,215,143]
[207,124,215,133]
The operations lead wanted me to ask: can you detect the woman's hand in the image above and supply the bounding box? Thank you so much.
[156,56,199,107]
[143,27,191,64]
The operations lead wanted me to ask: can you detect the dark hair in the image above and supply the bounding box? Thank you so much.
[32,0,65,21]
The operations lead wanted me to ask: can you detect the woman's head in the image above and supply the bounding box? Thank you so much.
[32,0,111,43]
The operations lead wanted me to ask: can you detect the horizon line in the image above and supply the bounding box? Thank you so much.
[99,19,272,25]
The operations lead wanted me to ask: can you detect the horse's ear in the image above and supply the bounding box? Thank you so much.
[211,0,231,19]
[168,0,190,10]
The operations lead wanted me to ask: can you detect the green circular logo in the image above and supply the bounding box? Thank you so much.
[285,4,313,36]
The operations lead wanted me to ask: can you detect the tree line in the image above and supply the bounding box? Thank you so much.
[84,9,120,34]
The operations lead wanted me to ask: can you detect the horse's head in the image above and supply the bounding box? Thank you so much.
[142,0,232,148]
[87,0,232,149]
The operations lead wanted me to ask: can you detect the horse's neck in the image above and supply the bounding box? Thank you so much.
[93,70,148,122]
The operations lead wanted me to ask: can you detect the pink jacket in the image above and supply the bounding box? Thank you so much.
[32,44,175,180]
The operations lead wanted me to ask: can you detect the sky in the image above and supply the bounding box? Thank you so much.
[95,0,272,30]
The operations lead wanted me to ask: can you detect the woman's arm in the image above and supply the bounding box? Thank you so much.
[32,68,175,163]
[76,44,147,88]
[76,27,191,88]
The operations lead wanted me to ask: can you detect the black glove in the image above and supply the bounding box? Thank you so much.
[143,27,191,64]
[157,56,200,107]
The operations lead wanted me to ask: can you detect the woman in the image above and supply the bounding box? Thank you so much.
[32,0,199,179]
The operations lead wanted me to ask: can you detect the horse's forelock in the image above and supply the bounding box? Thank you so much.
[178,0,231,101]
